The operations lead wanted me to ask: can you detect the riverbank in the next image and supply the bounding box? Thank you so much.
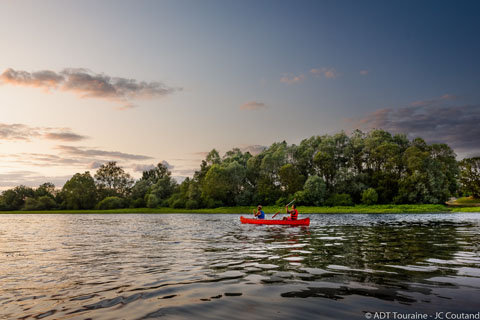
[1,204,479,214]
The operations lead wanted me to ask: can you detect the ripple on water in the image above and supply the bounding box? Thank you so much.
[1,213,480,319]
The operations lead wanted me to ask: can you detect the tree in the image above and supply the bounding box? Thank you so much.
[0,185,35,211]
[279,163,305,196]
[95,162,134,198]
[61,172,97,209]
[202,161,246,206]
[131,162,177,206]
[35,182,56,199]
[361,188,378,205]
[295,175,326,206]
[23,196,57,210]
[459,157,480,198]
[97,196,126,210]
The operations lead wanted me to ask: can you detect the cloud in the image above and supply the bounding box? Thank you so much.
[173,169,197,176]
[240,144,266,155]
[354,98,480,153]
[43,132,88,141]
[0,171,71,189]
[132,164,156,172]
[0,123,87,142]
[87,161,103,169]
[161,160,174,170]
[240,101,268,111]
[360,70,369,75]
[192,151,210,158]
[5,152,91,168]
[56,145,153,161]
[310,67,338,79]
[0,68,179,109]
[0,123,39,140]
[280,74,305,84]
[410,93,458,107]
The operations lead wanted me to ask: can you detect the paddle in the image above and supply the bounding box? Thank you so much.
[272,198,295,219]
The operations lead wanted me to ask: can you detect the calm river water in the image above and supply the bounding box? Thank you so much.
[1,213,480,319]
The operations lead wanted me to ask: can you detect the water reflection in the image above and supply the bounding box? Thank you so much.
[1,213,480,319]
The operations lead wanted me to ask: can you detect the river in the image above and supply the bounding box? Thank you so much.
[1,213,479,319]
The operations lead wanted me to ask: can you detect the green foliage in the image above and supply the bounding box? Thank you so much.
[361,188,378,205]
[97,196,126,210]
[61,172,97,209]
[23,196,57,210]
[295,175,326,206]
[278,163,305,196]
[325,193,354,206]
[146,194,159,208]
[0,130,462,211]
[35,183,56,198]
[459,157,480,198]
[455,197,480,204]
[94,161,134,198]
[131,198,145,208]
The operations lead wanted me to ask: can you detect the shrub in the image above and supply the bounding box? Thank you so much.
[23,196,57,210]
[97,196,126,210]
[361,188,378,205]
[185,199,199,209]
[146,194,159,208]
[131,198,145,208]
[325,193,353,206]
[295,175,326,206]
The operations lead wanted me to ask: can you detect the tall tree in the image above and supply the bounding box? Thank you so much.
[459,157,480,198]
[61,172,97,209]
[94,161,134,198]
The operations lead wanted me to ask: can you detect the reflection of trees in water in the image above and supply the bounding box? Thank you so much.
[254,222,479,303]
[202,221,480,304]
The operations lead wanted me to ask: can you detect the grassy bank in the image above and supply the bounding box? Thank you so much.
[452,197,480,205]
[0,204,466,214]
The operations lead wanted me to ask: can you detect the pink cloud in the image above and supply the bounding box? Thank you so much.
[0,68,179,109]
[280,74,305,84]
[240,101,268,111]
[310,67,338,79]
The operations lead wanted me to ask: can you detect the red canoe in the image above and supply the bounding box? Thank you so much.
[240,216,310,226]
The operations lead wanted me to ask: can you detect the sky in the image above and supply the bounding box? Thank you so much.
[1,0,479,189]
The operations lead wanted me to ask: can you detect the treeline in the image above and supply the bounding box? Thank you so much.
[1,129,480,211]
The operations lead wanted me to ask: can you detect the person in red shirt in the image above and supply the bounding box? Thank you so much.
[283,204,298,221]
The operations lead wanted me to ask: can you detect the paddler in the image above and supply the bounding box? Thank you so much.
[253,205,265,219]
[283,204,298,221]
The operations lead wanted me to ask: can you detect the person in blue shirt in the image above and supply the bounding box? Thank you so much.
[253,205,265,219]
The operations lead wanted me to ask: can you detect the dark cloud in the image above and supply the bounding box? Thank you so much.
[0,123,87,142]
[43,132,88,141]
[132,160,173,173]
[355,103,480,153]
[0,68,179,108]
[56,145,153,161]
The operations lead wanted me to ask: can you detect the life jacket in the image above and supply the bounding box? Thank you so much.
[290,209,298,220]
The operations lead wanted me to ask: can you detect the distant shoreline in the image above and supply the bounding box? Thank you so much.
[1,204,479,214]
